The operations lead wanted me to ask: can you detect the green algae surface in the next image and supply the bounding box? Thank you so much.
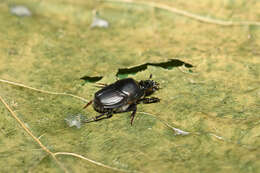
[0,0,260,172]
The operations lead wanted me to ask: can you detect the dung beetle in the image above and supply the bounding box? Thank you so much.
[83,75,160,125]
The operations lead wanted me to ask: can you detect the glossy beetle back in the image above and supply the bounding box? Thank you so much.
[93,78,144,111]
[95,87,124,106]
[115,78,143,98]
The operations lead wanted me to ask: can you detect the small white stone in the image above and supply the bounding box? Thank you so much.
[91,16,109,28]
[10,5,32,17]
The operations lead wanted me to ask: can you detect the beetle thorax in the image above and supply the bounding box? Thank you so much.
[139,80,159,96]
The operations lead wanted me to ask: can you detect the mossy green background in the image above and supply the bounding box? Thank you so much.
[0,0,260,172]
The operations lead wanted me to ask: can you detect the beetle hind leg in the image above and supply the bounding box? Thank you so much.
[83,111,113,123]
[95,82,108,88]
[138,97,160,104]
[83,100,93,109]
[83,112,104,123]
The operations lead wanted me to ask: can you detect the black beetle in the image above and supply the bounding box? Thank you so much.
[83,75,160,125]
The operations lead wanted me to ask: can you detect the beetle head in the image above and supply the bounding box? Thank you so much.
[139,79,160,96]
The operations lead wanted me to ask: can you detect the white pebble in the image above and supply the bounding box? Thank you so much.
[10,5,32,17]
[91,16,109,28]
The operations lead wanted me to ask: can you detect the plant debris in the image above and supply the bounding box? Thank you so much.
[65,114,87,128]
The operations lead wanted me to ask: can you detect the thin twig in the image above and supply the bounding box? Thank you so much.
[140,111,260,150]
[0,79,135,171]
[138,111,191,135]
[0,96,69,173]
[104,0,260,26]
[54,152,140,173]
[0,78,88,102]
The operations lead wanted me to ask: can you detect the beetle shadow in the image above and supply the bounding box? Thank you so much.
[80,76,103,86]
[80,76,103,83]
[116,59,193,78]
[80,59,193,83]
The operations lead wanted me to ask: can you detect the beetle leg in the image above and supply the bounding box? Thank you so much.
[130,105,137,126]
[84,111,113,123]
[84,112,106,123]
[83,100,93,109]
[95,82,108,88]
[138,97,160,104]
[96,82,107,86]
[94,113,108,120]
[106,112,113,119]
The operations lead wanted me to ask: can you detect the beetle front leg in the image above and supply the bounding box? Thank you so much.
[138,97,160,104]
